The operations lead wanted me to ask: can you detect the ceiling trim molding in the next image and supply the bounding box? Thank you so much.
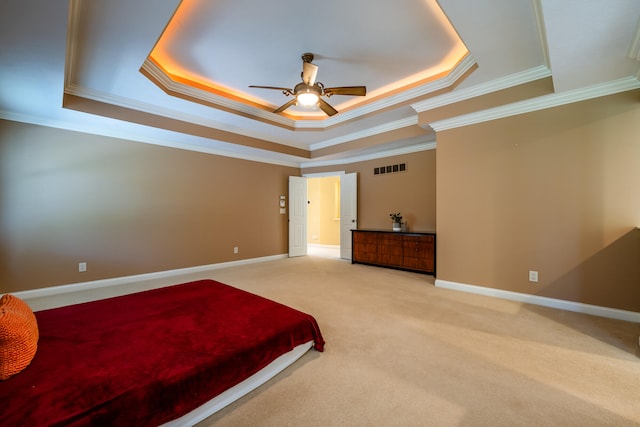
[627,17,640,79]
[63,83,435,156]
[309,116,419,151]
[16,85,437,169]
[63,83,310,152]
[1,108,437,170]
[429,77,640,132]
[140,55,477,131]
[301,140,436,169]
[140,60,299,129]
[142,57,319,129]
[301,55,478,128]
[531,0,551,69]
[0,109,304,168]
[411,65,552,113]
[627,17,640,61]
[143,58,335,129]
[64,0,82,87]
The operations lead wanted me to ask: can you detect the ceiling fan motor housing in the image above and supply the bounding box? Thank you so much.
[294,82,322,97]
[249,52,366,115]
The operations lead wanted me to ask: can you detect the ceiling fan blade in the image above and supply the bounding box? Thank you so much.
[302,62,318,85]
[249,85,293,92]
[273,98,297,114]
[318,98,338,116]
[324,86,367,97]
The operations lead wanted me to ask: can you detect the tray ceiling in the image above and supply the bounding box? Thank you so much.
[1,0,639,167]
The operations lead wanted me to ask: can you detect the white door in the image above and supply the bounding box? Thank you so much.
[340,172,358,259]
[288,176,308,257]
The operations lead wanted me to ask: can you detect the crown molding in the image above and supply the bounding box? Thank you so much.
[411,65,552,113]
[62,83,435,162]
[315,54,478,127]
[430,77,640,132]
[301,140,436,169]
[140,60,297,129]
[1,108,435,170]
[64,83,310,150]
[0,109,303,168]
[627,16,640,61]
[64,0,82,87]
[624,14,639,79]
[140,55,477,131]
[531,0,551,69]
[309,116,419,151]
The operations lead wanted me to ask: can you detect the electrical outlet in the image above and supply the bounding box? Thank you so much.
[233,247,239,254]
[528,270,538,282]
[79,262,87,272]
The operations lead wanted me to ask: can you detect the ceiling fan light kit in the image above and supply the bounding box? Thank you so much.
[295,83,321,107]
[296,92,319,107]
[249,53,366,116]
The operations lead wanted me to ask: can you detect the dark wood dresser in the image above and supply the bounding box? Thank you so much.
[351,229,436,275]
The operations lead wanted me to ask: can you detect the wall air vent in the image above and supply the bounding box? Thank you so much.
[374,163,406,175]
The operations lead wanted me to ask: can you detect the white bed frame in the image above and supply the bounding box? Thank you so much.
[161,341,314,426]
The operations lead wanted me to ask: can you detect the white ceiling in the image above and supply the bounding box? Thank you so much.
[1,0,639,167]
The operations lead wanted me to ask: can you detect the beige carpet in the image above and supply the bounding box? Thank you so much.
[190,255,639,426]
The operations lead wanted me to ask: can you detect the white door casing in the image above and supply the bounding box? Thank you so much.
[288,176,307,257]
[340,172,357,260]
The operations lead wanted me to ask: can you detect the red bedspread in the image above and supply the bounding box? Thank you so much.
[0,279,324,426]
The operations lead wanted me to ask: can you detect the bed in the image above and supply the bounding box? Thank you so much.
[0,279,325,426]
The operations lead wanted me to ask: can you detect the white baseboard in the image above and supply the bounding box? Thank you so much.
[435,279,640,323]
[15,254,288,311]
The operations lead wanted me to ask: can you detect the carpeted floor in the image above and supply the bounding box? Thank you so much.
[192,254,639,426]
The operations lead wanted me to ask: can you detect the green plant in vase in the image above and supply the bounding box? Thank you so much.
[389,213,402,231]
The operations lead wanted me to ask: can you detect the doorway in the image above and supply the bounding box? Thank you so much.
[307,175,341,250]
[289,172,357,259]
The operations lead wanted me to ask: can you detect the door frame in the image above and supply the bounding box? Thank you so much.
[302,171,357,259]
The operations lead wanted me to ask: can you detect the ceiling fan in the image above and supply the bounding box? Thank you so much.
[249,53,366,116]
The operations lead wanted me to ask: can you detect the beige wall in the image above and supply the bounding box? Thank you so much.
[4,87,637,314]
[1,120,298,292]
[436,90,640,312]
[307,176,340,245]
[304,150,437,232]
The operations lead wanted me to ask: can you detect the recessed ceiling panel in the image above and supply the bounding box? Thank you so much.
[147,0,469,119]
